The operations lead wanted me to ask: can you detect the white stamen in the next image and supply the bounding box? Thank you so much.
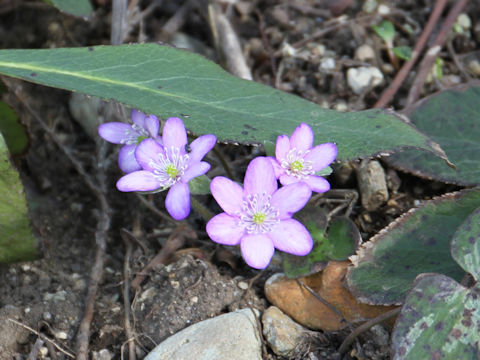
[121,124,149,145]
[149,146,189,187]
[239,192,280,234]
[281,148,314,179]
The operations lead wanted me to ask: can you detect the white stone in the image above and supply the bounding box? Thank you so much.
[55,331,68,340]
[457,13,471,30]
[320,58,335,71]
[355,44,375,62]
[377,4,390,15]
[347,66,384,94]
[145,308,262,360]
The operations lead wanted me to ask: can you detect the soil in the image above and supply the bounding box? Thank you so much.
[0,1,478,359]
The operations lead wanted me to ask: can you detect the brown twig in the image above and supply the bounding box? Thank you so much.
[121,229,137,360]
[130,225,195,290]
[338,307,401,354]
[446,39,472,81]
[255,9,277,81]
[8,318,74,358]
[405,0,470,107]
[374,0,448,108]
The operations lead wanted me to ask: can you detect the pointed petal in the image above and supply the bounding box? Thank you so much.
[279,174,299,186]
[206,213,244,245]
[240,234,275,269]
[135,139,165,172]
[118,144,141,173]
[116,171,161,192]
[98,123,131,144]
[267,156,285,179]
[131,109,146,127]
[275,134,290,160]
[163,117,187,151]
[244,157,277,196]
[189,134,216,163]
[165,182,190,220]
[182,161,210,183]
[210,176,244,215]
[290,123,313,151]
[305,143,337,171]
[270,182,311,219]
[268,219,313,256]
[304,175,331,193]
[144,115,160,138]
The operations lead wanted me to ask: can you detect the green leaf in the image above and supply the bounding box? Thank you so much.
[387,82,480,185]
[435,57,443,79]
[451,206,480,281]
[42,0,93,18]
[392,46,412,61]
[0,133,39,263]
[392,274,480,359]
[188,175,211,195]
[346,189,480,306]
[372,20,395,47]
[326,217,361,260]
[0,44,449,162]
[316,166,333,177]
[0,101,28,155]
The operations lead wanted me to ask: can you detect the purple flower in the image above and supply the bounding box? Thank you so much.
[206,157,313,269]
[98,109,161,173]
[116,117,216,220]
[268,123,337,193]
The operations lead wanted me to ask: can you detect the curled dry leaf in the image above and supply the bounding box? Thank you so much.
[265,261,398,331]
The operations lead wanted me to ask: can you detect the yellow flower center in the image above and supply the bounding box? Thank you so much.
[136,135,148,144]
[290,160,304,172]
[166,164,179,179]
[252,212,266,225]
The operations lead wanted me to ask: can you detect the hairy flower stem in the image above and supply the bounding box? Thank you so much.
[190,196,214,221]
[212,146,236,181]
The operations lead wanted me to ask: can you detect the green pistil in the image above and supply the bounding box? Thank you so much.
[290,160,304,172]
[252,212,266,225]
[166,164,179,179]
[136,135,148,144]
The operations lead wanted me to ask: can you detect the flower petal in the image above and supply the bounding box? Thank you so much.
[118,144,141,173]
[144,115,160,138]
[268,219,313,256]
[131,109,146,127]
[163,117,187,151]
[165,182,190,220]
[243,157,277,196]
[304,175,331,193]
[305,143,337,172]
[275,134,290,160]
[210,176,244,215]
[98,123,131,144]
[135,138,165,172]
[289,123,313,151]
[116,171,161,192]
[268,156,284,179]
[270,182,311,219]
[189,134,217,163]
[206,213,244,245]
[240,234,275,269]
[182,161,210,183]
[279,174,299,186]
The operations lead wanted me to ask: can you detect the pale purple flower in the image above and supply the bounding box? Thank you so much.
[206,157,313,269]
[116,117,216,220]
[268,123,337,193]
[98,109,161,173]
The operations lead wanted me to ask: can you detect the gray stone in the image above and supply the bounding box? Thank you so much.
[262,306,308,357]
[145,308,262,360]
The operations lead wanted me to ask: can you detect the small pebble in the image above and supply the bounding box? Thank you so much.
[377,4,390,15]
[456,13,472,30]
[355,44,375,62]
[347,66,384,94]
[320,58,335,71]
[40,347,48,356]
[468,59,480,75]
[238,281,249,290]
[55,331,68,340]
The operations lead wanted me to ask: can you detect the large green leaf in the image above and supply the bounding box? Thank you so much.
[0,44,448,161]
[451,206,480,281]
[387,82,480,185]
[43,0,93,18]
[0,133,39,263]
[392,274,480,360]
[346,189,480,306]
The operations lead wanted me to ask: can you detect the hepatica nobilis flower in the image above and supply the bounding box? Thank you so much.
[116,117,216,220]
[206,157,313,269]
[269,123,337,193]
[98,109,161,173]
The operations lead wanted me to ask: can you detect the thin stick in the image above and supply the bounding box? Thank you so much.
[121,230,137,360]
[374,0,448,108]
[136,194,177,225]
[338,307,401,354]
[8,318,75,358]
[212,146,235,181]
[405,0,470,107]
[111,0,128,45]
[190,196,214,221]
